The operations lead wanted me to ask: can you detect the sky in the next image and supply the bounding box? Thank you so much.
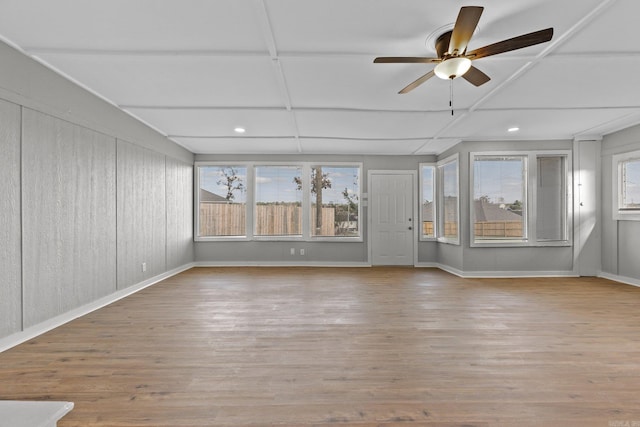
[200,165,359,204]
[473,158,524,204]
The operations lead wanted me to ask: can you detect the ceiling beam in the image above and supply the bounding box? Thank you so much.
[254,0,302,153]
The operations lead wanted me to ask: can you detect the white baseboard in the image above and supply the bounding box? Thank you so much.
[598,271,640,288]
[194,261,371,268]
[0,263,195,353]
[415,262,577,278]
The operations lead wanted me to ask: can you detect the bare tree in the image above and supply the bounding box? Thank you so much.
[294,168,331,233]
[217,167,245,201]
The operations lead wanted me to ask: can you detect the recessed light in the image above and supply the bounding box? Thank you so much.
[508,127,520,132]
[234,127,246,134]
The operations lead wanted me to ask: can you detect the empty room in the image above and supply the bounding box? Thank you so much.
[1,1,640,426]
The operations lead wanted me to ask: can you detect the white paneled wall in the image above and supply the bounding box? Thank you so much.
[0,105,194,343]
[0,100,22,337]
[21,109,118,327]
[166,157,194,270]
[116,140,167,289]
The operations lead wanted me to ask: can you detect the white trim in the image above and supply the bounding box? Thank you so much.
[194,161,364,241]
[418,163,437,241]
[195,261,371,268]
[436,153,460,245]
[599,271,640,288]
[423,263,576,278]
[0,263,195,354]
[468,150,572,247]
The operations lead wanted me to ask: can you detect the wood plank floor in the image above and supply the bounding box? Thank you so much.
[1,267,640,426]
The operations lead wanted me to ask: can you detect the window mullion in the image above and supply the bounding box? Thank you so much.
[246,164,255,239]
[302,163,311,240]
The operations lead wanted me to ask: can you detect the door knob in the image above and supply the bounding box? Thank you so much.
[408,226,413,230]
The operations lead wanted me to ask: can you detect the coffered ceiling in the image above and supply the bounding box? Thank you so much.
[0,0,638,155]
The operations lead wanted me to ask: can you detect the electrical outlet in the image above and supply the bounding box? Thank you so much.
[142,262,147,272]
[300,248,305,256]
[290,248,295,255]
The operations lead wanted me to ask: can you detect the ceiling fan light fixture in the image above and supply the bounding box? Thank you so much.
[434,57,472,80]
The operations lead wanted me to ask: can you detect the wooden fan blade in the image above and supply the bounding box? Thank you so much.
[449,6,484,55]
[398,70,435,94]
[462,66,490,87]
[466,28,554,60]
[374,57,440,64]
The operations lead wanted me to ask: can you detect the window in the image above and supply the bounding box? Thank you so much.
[195,162,362,241]
[308,165,360,237]
[255,165,302,237]
[437,155,459,244]
[197,165,247,238]
[470,151,570,246]
[613,150,640,220]
[420,164,436,239]
[472,156,526,243]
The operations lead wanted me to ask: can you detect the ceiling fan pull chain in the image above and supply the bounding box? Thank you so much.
[450,78,454,116]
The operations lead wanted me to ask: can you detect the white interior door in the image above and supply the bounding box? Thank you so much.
[370,172,415,265]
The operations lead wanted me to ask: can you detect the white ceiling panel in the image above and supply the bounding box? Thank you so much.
[555,0,640,54]
[440,108,640,141]
[266,0,459,55]
[280,56,524,111]
[1,0,638,155]
[295,110,453,139]
[35,53,283,107]
[127,108,295,138]
[414,139,461,155]
[174,137,299,154]
[299,138,426,155]
[483,56,640,110]
[0,0,267,51]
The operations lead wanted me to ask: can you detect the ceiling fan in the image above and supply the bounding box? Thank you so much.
[374,6,554,94]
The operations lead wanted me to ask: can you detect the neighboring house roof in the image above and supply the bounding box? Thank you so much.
[200,188,227,202]
[422,198,457,222]
[421,199,522,222]
[474,199,522,222]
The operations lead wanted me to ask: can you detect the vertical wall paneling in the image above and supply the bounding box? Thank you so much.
[117,139,167,289]
[166,158,194,270]
[0,100,22,336]
[21,109,117,327]
[573,139,601,276]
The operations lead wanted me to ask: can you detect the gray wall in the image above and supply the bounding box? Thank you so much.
[117,140,167,289]
[601,125,640,280]
[0,100,22,337]
[22,109,117,327]
[0,39,194,341]
[166,157,195,270]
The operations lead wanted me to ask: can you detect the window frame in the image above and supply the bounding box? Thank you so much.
[613,149,640,221]
[419,163,437,241]
[437,153,460,245]
[469,150,572,247]
[194,161,363,242]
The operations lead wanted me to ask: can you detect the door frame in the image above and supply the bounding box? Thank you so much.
[367,170,418,266]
